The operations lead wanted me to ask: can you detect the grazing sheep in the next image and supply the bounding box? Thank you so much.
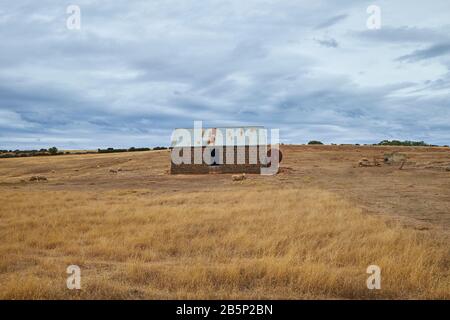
[232,173,246,181]
[384,152,407,164]
[358,158,371,167]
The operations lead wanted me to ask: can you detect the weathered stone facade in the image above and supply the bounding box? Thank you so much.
[170,146,265,174]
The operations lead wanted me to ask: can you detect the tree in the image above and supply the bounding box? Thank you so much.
[377,140,430,146]
[308,140,323,145]
[48,147,58,155]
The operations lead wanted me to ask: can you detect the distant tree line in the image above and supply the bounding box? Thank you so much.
[97,146,167,153]
[0,146,168,158]
[0,147,63,158]
[305,140,447,147]
[376,140,437,147]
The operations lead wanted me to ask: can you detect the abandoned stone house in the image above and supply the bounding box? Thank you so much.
[170,126,271,174]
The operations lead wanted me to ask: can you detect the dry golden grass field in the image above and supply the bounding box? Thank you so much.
[0,145,449,299]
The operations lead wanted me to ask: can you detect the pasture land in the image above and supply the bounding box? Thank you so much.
[0,145,449,299]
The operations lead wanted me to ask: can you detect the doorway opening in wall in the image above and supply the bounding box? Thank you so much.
[210,148,218,166]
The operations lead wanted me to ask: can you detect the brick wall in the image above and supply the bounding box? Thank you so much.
[170,146,266,174]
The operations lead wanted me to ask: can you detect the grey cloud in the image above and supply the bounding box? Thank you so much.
[354,26,450,43]
[314,14,348,30]
[314,37,339,48]
[1,0,450,149]
[397,42,450,62]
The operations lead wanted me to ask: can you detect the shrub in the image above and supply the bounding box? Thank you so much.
[48,147,58,155]
[0,154,15,158]
[128,147,151,152]
[98,148,127,153]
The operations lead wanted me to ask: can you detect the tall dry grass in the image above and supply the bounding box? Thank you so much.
[0,187,448,299]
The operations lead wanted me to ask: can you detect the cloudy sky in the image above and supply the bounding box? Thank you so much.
[1,0,450,149]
